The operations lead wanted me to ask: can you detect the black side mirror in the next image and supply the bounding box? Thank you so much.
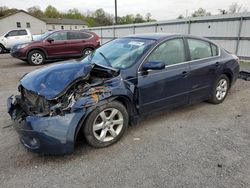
[142,61,165,71]
[46,38,54,43]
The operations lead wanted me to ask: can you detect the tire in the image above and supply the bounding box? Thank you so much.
[27,50,45,65]
[83,101,128,148]
[208,74,230,104]
[0,44,5,54]
[82,48,93,57]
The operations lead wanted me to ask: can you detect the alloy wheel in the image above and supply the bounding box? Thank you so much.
[31,53,43,65]
[93,108,124,142]
[83,49,93,56]
[216,78,228,101]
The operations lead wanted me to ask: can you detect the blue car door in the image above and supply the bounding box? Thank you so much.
[137,38,191,114]
[186,38,221,103]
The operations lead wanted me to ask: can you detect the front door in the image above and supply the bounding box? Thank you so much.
[137,38,191,114]
[44,31,69,57]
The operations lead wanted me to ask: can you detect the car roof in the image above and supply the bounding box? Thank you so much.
[124,33,211,42]
[124,33,182,40]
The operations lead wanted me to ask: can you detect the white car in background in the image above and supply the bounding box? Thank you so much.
[0,29,32,53]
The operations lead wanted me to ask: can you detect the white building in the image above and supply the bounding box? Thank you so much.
[43,18,87,31]
[0,10,46,35]
[0,10,88,36]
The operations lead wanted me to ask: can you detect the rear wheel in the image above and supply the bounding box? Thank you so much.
[82,48,93,57]
[0,44,5,53]
[83,101,128,148]
[209,74,230,104]
[28,50,45,66]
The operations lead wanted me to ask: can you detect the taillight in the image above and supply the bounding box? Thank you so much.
[96,36,101,43]
[232,54,240,64]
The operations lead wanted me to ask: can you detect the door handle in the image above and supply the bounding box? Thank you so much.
[215,62,221,67]
[182,71,189,77]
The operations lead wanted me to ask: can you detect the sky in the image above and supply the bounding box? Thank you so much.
[0,0,250,20]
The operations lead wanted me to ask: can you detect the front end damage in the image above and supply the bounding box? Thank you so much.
[7,62,134,155]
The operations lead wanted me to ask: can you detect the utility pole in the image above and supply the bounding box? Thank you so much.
[115,0,118,24]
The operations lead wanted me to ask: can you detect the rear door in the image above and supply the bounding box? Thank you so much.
[18,30,32,44]
[43,31,69,57]
[137,38,191,114]
[67,32,93,55]
[186,38,221,103]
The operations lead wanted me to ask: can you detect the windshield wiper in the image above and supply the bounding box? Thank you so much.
[98,51,112,67]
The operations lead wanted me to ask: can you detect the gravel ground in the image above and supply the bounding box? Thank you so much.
[0,54,250,188]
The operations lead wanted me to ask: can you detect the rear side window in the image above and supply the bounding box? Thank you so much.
[68,32,92,40]
[6,30,19,37]
[211,44,219,56]
[188,39,212,60]
[19,30,27,36]
[148,38,186,65]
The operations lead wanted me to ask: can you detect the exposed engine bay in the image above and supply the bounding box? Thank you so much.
[17,64,119,117]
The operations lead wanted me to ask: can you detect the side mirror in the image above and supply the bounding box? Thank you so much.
[142,61,165,71]
[46,38,54,43]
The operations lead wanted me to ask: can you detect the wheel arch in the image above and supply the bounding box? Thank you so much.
[0,43,6,51]
[73,95,135,142]
[82,46,96,53]
[222,69,233,87]
[26,48,48,59]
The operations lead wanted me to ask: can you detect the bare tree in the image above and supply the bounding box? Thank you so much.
[145,12,152,22]
[229,3,242,13]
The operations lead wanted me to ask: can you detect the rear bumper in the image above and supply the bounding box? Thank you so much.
[7,96,85,155]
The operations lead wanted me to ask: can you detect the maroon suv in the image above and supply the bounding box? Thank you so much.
[11,30,100,65]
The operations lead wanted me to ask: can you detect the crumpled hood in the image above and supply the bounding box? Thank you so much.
[20,61,93,100]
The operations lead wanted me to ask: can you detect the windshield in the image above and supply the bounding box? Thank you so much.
[81,38,155,69]
[34,31,53,41]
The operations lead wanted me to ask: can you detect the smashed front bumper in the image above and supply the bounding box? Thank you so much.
[7,96,85,155]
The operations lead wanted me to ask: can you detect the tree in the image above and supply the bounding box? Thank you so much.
[177,14,184,19]
[27,6,44,18]
[218,9,227,15]
[191,8,211,17]
[228,3,247,13]
[44,5,60,18]
[145,13,152,22]
[0,6,18,17]
[93,9,114,26]
[134,14,145,23]
[65,8,84,19]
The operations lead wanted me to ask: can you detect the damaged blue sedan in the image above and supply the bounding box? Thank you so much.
[7,33,239,155]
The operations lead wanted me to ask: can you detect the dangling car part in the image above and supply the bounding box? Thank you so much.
[238,71,250,81]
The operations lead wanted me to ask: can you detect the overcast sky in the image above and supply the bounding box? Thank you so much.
[0,0,250,20]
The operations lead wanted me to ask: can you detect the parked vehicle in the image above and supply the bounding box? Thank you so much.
[7,33,239,155]
[0,29,32,53]
[10,30,100,65]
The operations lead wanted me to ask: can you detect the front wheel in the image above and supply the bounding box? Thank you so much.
[27,50,45,65]
[0,44,5,53]
[208,74,230,104]
[83,101,128,148]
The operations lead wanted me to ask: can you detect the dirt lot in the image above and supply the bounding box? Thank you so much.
[0,54,249,188]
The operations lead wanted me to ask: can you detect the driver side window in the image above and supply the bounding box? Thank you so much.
[49,32,67,41]
[148,38,186,66]
[5,30,19,37]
